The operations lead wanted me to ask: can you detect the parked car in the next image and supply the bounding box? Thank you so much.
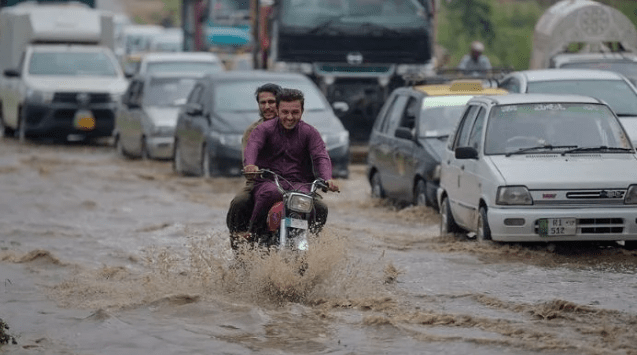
[126,52,224,78]
[549,52,637,86]
[438,93,637,248]
[173,70,350,178]
[498,69,637,147]
[114,73,200,159]
[367,80,508,209]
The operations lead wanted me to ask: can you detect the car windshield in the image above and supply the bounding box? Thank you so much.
[560,61,637,80]
[214,80,328,111]
[146,61,223,74]
[418,96,472,137]
[527,80,637,116]
[29,52,119,77]
[144,77,197,106]
[280,0,428,31]
[484,103,631,155]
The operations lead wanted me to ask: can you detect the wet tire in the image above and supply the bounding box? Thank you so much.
[440,195,460,236]
[414,179,430,207]
[141,137,150,160]
[17,112,26,143]
[476,206,492,242]
[173,141,183,174]
[115,135,128,158]
[201,145,211,178]
[370,172,385,199]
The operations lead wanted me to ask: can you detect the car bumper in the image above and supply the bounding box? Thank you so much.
[147,136,174,159]
[488,206,637,242]
[23,100,116,138]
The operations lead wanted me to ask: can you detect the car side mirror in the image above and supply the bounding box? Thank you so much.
[395,127,414,141]
[455,146,478,160]
[186,103,203,116]
[3,68,20,78]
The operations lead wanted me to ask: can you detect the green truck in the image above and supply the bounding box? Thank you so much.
[0,0,95,8]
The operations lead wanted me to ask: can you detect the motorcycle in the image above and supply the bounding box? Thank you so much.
[245,169,330,252]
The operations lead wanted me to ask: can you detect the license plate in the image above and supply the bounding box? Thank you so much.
[285,217,308,230]
[538,218,576,236]
[74,110,96,131]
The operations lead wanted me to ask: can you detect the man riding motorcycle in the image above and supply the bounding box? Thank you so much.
[227,85,330,247]
[243,88,339,239]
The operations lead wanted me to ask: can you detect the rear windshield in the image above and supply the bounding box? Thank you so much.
[144,77,197,106]
[527,80,637,116]
[146,61,223,75]
[214,80,328,111]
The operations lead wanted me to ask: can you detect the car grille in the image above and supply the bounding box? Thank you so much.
[534,218,624,235]
[532,189,627,205]
[53,92,111,104]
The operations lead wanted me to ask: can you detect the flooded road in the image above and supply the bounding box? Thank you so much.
[1,138,637,355]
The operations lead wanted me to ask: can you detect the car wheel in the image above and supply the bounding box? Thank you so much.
[440,195,460,236]
[115,135,128,158]
[370,172,385,199]
[141,137,151,160]
[201,145,211,178]
[17,111,26,143]
[414,179,430,207]
[476,206,492,242]
[173,140,183,174]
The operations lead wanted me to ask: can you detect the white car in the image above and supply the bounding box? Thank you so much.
[437,93,637,249]
[128,52,225,78]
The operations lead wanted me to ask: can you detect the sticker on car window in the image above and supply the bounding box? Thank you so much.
[534,104,565,111]
[501,106,517,112]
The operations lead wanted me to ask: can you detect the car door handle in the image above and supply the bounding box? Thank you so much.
[460,165,465,170]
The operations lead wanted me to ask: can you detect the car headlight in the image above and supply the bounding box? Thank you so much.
[151,125,174,137]
[496,186,533,205]
[321,131,349,150]
[624,185,637,204]
[26,89,54,104]
[288,193,313,213]
[209,131,242,147]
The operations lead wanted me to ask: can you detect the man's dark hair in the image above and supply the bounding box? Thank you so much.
[254,83,282,102]
[277,88,305,111]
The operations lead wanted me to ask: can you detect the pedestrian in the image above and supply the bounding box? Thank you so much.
[457,41,492,74]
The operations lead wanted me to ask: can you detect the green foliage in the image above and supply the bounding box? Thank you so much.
[437,0,636,71]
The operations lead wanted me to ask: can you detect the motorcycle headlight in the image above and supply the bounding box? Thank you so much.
[288,193,313,213]
[26,89,54,104]
[496,186,533,205]
[624,185,637,204]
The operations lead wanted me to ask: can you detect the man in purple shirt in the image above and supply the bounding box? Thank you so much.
[244,88,340,236]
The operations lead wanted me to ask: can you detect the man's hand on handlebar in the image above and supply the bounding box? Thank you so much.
[326,179,340,192]
[243,165,259,179]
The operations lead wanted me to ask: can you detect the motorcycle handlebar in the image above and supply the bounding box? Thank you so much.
[241,169,330,194]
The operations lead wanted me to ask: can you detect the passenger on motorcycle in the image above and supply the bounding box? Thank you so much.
[243,88,339,239]
[227,85,330,246]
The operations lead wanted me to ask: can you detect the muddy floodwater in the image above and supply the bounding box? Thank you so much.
[1,137,637,355]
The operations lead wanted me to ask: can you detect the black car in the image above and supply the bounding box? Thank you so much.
[366,81,508,209]
[173,70,350,178]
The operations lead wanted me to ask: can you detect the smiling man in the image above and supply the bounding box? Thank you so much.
[243,88,339,237]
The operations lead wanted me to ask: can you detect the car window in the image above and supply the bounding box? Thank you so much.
[527,79,637,116]
[467,107,487,151]
[374,94,398,133]
[187,84,203,104]
[451,105,480,150]
[484,103,631,154]
[499,77,520,93]
[398,96,419,131]
[29,51,119,77]
[383,95,409,134]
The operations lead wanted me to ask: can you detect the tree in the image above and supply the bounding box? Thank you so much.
[446,0,494,45]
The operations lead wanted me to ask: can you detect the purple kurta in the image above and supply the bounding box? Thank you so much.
[244,118,332,226]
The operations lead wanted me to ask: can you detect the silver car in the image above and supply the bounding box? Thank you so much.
[438,93,637,248]
[499,69,637,147]
[114,73,200,159]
